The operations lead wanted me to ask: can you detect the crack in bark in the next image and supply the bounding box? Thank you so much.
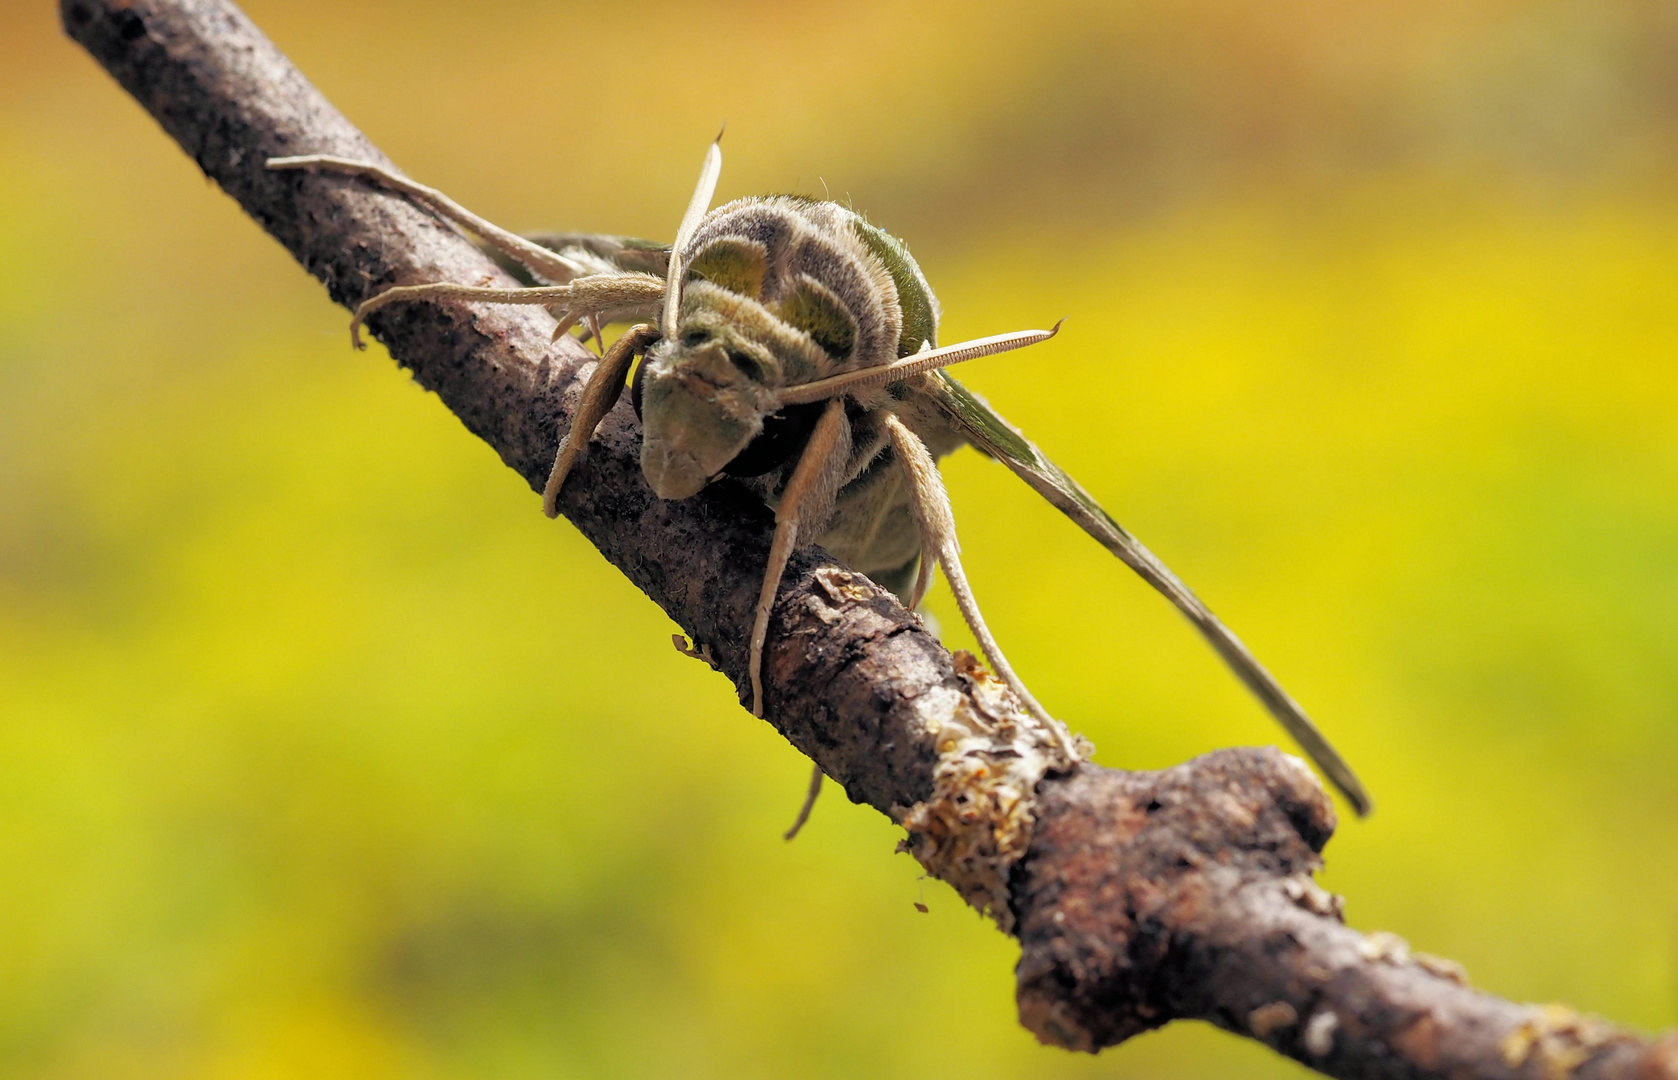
[62,1,1678,1076]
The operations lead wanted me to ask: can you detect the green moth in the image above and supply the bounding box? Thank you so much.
[267,138,1373,818]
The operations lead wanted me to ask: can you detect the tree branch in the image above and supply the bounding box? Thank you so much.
[62,1,1678,1076]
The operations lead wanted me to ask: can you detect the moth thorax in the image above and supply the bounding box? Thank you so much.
[635,198,929,501]
[682,196,906,372]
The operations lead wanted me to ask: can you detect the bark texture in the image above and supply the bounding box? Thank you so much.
[63,2,1678,1077]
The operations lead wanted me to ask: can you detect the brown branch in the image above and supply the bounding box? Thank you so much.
[61,2,1678,1077]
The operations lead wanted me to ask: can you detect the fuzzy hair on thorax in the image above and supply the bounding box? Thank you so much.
[681,197,942,386]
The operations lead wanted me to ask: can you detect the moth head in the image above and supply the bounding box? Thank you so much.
[635,299,781,499]
[636,237,854,499]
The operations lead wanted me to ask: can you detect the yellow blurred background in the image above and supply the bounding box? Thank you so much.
[3,1,1677,1076]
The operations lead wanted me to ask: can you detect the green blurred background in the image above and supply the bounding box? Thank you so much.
[3,0,1677,1076]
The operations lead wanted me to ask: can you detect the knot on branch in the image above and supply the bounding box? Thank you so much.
[1013,748,1335,1052]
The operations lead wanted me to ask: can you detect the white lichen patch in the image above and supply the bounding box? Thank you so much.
[1414,951,1469,985]
[813,567,877,605]
[1357,930,1412,965]
[1283,874,1346,920]
[1304,1008,1340,1057]
[896,651,1087,933]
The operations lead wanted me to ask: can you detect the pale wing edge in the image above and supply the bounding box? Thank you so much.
[930,373,1373,817]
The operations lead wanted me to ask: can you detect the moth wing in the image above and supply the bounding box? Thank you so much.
[527,233,672,278]
[481,233,672,286]
[928,371,1373,817]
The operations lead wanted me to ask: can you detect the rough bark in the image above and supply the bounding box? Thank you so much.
[62,2,1678,1077]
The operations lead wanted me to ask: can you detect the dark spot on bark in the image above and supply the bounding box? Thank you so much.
[116,9,145,40]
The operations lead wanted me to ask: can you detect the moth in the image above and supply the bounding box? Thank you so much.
[267,139,1373,817]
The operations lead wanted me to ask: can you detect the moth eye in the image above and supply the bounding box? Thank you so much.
[727,349,765,381]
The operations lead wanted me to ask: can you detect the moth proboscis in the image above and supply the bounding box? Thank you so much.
[266,138,1373,819]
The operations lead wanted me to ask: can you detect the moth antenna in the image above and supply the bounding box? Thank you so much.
[749,399,849,717]
[662,135,725,340]
[778,321,1064,406]
[542,323,660,516]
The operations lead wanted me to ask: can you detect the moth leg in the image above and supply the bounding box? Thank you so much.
[782,762,824,841]
[672,634,716,667]
[749,398,851,717]
[348,282,573,350]
[928,377,1371,814]
[342,269,666,352]
[908,546,936,611]
[883,413,1081,764]
[549,308,582,343]
[266,155,588,285]
[542,322,662,517]
[585,313,606,357]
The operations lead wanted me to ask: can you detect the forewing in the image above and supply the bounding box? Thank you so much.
[480,234,672,287]
[929,372,1373,817]
[527,233,672,277]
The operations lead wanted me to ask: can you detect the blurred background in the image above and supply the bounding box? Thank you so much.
[3,0,1677,1076]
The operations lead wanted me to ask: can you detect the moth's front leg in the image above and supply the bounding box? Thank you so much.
[293,273,663,353]
[543,323,661,516]
[748,399,851,717]
[542,274,667,345]
[345,281,573,350]
[519,233,672,279]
